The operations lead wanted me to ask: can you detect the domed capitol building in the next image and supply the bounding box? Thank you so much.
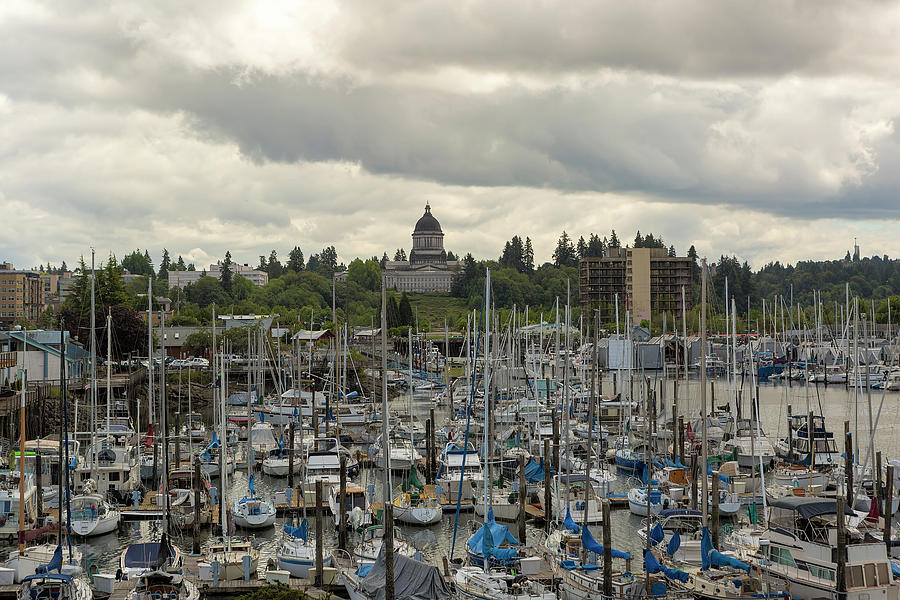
[383,204,459,293]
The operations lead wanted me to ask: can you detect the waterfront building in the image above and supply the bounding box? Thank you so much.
[579,247,694,323]
[0,263,43,327]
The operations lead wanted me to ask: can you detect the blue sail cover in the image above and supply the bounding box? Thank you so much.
[564,508,581,534]
[666,531,681,556]
[649,523,665,546]
[582,526,630,559]
[710,550,750,574]
[707,465,733,485]
[644,550,689,583]
[249,474,255,495]
[467,520,520,558]
[284,519,309,541]
[700,527,713,571]
[523,457,550,483]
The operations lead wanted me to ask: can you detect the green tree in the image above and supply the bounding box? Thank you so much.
[398,292,413,326]
[159,249,171,280]
[347,258,380,292]
[523,237,535,272]
[122,250,154,277]
[286,246,305,272]
[609,229,620,248]
[221,251,234,294]
[552,231,577,267]
[267,250,283,279]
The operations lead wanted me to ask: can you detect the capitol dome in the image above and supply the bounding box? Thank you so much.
[414,204,442,233]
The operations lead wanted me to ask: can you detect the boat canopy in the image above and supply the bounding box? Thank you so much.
[357,547,451,600]
[769,496,855,519]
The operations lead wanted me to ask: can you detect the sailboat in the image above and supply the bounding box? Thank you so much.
[16,545,91,600]
[203,322,261,580]
[275,519,325,578]
[69,479,119,537]
[232,475,276,529]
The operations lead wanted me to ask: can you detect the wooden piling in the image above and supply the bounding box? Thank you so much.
[836,496,847,600]
[877,451,883,508]
[690,452,698,511]
[886,465,894,553]
[602,499,612,599]
[384,502,395,600]
[711,470,720,548]
[193,457,201,554]
[518,454,526,542]
[551,409,560,473]
[845,421,853,503]
[544,438,552,533]
[34,452,42,520]
[315,480,323,587]
[678,416,685,466]
[339,454,347,551]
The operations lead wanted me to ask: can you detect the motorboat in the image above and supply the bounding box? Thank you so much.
[627,487,672,517]
[436,444,484,503]
[17,572,91,600]
[0,470,37,543]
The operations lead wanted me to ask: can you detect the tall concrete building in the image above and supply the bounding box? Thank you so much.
[579,247,694,323]
[383,204,459,293]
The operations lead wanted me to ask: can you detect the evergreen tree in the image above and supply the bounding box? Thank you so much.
[159,249,171,280]
[398,292,414,327]
[586,233,605,258]
[267,250,283,279]
[176,255,187,270]
[523,237,534,272]
[257,255,267,271]
[60,260,68,272]
[633,231,643,248]
[552,231,577,267]
[668,245,676,257]
[187,263,195,271]
[393,249,407,262]
[380,252,389,269]
[221,251,234,294]
[98,254,129,307]
[576,236,587,260]
[287,246,305,272]
[446,251,457,261]
[609,229,620,248]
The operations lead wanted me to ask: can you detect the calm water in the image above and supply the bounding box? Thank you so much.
[29,374,900,576]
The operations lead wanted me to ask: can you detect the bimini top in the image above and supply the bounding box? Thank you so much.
[770,496,855,519]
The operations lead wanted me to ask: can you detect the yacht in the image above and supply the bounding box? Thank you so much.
[748,496,899,600]
[436,444,484,504]
[775,414,840,468]
[74,427,140,504]
[0,470,37,543]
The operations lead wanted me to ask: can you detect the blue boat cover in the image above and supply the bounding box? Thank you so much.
[710,550,750,574]
[701,527,713,571]
[707,465,732,485]
[356,564,373,578]
[644,550,689,583]
[666,531,681,556]
[564,508,580,534]
[523,457,552,482]
[649,523,665,545]
[582,526,630,559]
[284,519,309,541]
[22,573,73,584]
[467,519,520,557]
[123,543,176,569]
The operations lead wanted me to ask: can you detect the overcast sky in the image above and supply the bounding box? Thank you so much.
[2,1,899,271]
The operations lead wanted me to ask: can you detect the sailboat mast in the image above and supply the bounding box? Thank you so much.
[482,268,491,573]
[147,277,153,432]
[90,249,97,479]
[107,311,112,433]
[408,328,414,477]
[18,329,26,554]
[161,308,170,532]
[379,277,392,501]
[700,257,709,522]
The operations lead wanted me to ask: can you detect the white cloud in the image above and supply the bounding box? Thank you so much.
[1,1,899,274]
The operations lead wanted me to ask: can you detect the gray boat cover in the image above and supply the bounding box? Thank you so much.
[358,547,451,600]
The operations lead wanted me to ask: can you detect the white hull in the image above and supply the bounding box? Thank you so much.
[71,510,119,537]
[262,459,302,477]
[393,503,442,525]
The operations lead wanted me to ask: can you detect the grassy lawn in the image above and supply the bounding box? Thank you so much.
[406,293,470,332]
